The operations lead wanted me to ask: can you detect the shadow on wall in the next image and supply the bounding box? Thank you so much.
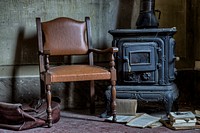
[116,0,134,29]
[11,27,39,103]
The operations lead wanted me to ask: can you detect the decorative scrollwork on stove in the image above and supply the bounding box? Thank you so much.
[141,72,151,80]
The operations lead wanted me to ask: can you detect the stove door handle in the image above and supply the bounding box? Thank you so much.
[124,56,131,72]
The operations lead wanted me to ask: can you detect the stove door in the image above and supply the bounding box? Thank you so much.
[122,42,158,84]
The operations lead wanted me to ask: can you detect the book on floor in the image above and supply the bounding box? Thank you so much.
[116,99,137,116]
[169,111,197,127]
[126,113,160,128]
[106,113,160,128]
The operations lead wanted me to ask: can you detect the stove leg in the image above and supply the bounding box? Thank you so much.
[163,89,179,116]
[163,93,173,115]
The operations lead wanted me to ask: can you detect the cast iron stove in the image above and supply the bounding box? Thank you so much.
[103,0,179,117]
[109,28,179,114]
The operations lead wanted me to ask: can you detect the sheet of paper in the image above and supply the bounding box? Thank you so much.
[106,115,136,123]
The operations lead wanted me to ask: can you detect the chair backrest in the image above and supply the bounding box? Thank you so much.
[39,17,89,56]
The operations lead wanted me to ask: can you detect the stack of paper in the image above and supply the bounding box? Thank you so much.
[169,111,197,127]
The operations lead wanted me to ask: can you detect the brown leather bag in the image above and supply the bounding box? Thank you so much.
[0,97,61,131]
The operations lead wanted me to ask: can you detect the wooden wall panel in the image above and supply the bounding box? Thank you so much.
[194,0,200,60]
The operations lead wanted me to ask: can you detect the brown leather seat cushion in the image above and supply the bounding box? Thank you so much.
[49,65,111,82]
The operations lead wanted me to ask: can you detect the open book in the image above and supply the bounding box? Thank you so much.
[106,113,160,128]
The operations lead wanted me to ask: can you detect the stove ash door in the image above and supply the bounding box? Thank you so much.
[122,42,159,84]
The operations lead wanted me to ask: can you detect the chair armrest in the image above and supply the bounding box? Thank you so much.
[89,47,118,54]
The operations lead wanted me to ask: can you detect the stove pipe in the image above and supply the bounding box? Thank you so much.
[136,0,159,29]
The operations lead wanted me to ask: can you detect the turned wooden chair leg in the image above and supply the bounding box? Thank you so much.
[111,81,117,122]
[110,53,117,122]
[46,84,53,127]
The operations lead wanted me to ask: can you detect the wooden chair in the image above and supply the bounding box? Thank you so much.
[36,17,118,127]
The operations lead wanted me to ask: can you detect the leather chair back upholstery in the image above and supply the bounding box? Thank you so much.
[42,17,88,55]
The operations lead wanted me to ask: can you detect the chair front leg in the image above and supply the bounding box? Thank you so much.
[111,81,117,122]
[110,54,117,122]
[46,84,53,127]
